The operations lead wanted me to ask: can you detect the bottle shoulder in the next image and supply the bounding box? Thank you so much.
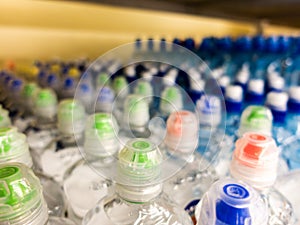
[83,193,193,225]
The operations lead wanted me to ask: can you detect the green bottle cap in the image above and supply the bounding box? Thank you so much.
[134,81,153,98]
[34,89,57,107]
[0,163,43,221]
[22,82,39,98]
[118,139,162,184]
[97,73,109,87]
[238,106,273,136]
[113,76,128,94]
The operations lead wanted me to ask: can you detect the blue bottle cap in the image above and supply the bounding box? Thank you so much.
[252,35,265,52]
[217,37,232,51]
[199,37,215,51]
[278,36,291,53]
[172,38,182,46]
[184,38,195,51]
[79,83,91,93]
[147,38,154,51]
[64,77,74,89]
[266,36,279,53]
[160,38,166,51]
[10,79,23,91]
[234,36,252,52]
[196,178,268,225]
[47,74,57,85]
[135,38,142,50]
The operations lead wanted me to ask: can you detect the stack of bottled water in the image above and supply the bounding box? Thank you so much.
[0,35,300,225]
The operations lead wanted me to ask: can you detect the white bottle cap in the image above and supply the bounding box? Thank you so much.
[289,86,300,101]
[141,71,153,82]
[163,74,176,86]
[266,91,288,110]
[268,76,285,90]
[149,67,158,75]
[248,79,264,94]
[235,68,250,84]
[188,68,201,80]
[190,79,205,92]
[218,76,230,88]
[124,65,135,78]
[225,85,243,102]
[166,68,178,78]
[211,68,223,79]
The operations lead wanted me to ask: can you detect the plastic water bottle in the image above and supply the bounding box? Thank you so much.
[217,75,230,95]
[234,63,250,91]
[32,88,58,129]
[195,178,268,225]
[162,110,218,222]
[36,99,85,183]
[0,105,11,127]
[118,94,151,142]
[0,126,67,217]
[63,113,119,224]
[60,77,77,99]
[75,82,94,114]
[96,72,110,89]
[245,79,265,106]
[287,86,300,134]
[46,73,61,93]
[159,86,183,119]
[0,163,75,225]
[265,91,290,144]
[230,132,295,224]
[196,95,233,178]
[112,76,129,109]
[82,138,193,225]
[95,86,115,113]
[275,170,300,222]
[224,85,243,136]
[21,82,40,116]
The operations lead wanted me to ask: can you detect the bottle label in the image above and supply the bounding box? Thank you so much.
[223,184,249,199]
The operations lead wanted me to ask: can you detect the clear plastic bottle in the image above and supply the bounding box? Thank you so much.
[230,132,295,224]
[82,138,193,225]
[162,110,218,222]
[95,86,115,113]
[0,105,12,128]
[0,126,67,217]
[63,113,119,224]
[275,170,300,222]
[196,178,268,225]
[224,85,243,136]
[196,94,233,178]
[0,163,75,225]
[245,79,265,106]
[37,99,86,184]
[159,86,183,119]
[118,94,151,143]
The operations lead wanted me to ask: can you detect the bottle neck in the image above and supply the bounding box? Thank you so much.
[116,183,162,204]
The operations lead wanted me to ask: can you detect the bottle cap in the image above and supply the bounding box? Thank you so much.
[247,79,264,94]
[97,72,110,87]
[196,178,268,225]
[96,86,115,112]
[118,138,162,185]
[10,79,23,92]
[197,95,221,127]
[123,94,150,128]
[134,80,153,103]
[33,88,57,120]
[0,107,11,128]
[160,87,183,116]
[238,106,273,136]
[218,76,230,89]
[230,132,279,189]
[190,79,205,92]
[0,163,48,225]
[47,74,58,85]
[288,86,300,102]
[112,76,128,97]
[124,65,135,78]
[57,99,86,135]
[266,91,288,111]
[225,85,243,102]
[165,110,199,154]
[84,113,119,158]
[22,82,39,98]
[268,76,285,90]
[0,127,33,167]
[64,77,75,89]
